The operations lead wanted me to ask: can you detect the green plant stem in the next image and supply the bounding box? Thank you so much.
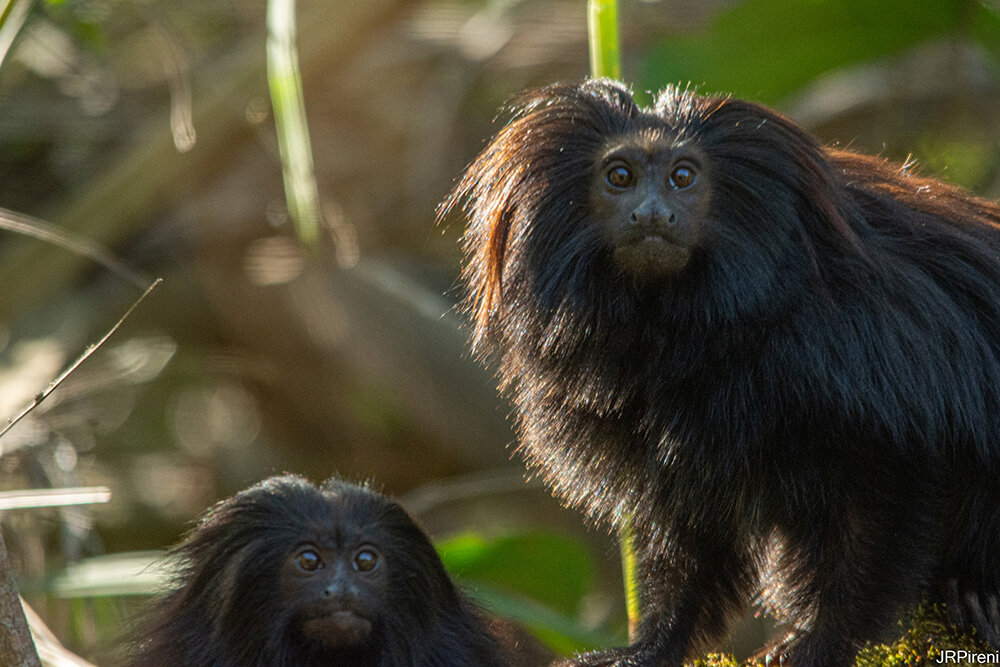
[266,0,322,248]
[587,0,638,640]
[618,516,640,641]
[587,0,621,80]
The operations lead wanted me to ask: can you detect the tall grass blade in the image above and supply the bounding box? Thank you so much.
[266,0,322,248]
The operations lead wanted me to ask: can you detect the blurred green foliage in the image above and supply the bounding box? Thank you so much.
[441,530,624,653]
[4,0,1000,663]
[641,0,1000,104]
[440,531,594,617]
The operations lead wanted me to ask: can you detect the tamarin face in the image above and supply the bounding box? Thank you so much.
[590,135,711,279]
[280,537,385,648]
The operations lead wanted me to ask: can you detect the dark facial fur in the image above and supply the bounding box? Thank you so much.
[127,475,506,667]
[442,79,1000,666]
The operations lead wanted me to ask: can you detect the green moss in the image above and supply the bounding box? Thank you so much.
[854,604,990,667]
[689,653,741,667]
[685,605,990,667]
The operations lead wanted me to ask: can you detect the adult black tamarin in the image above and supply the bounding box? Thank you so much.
[443,79,1000,665]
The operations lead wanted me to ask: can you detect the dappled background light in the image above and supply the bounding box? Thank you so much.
[1,0,999,662]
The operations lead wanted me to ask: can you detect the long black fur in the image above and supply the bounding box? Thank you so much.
[443,79,1000,665]
[127,475,506,667]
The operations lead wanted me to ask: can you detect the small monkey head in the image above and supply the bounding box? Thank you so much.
[445,79,852,346]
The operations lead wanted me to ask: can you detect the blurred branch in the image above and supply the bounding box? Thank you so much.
[49,552,167,598]
[0,0,34,67]
[400,467,539,517]
[0,207,147,289]
[0,531,40,667]
[0,279,161,446]
[0,487,111,511]
[20,601,95,667]
[139,4,197,153]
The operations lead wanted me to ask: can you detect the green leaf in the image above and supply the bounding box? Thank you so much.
[466,582,623,655]
[967,0,1000,63]
[438,531,594,617]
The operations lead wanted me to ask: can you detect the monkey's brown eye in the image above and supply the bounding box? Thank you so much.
[606,165,635,189]
[353,548,379,573]
[295,549,323,572]
[670,165,696,189]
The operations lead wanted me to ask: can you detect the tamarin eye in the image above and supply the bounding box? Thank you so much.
[606,165,635,189]
[295,549,323,572]
[353,548,379,573]
[670,166,696,189]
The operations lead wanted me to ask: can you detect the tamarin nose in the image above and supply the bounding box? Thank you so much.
[323,565,359,602]
[630,198,676,228]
